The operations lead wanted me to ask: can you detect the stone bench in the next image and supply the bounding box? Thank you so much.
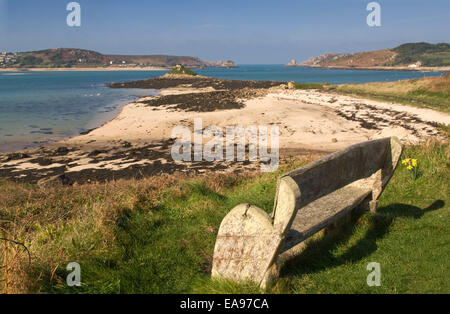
[211,137,403,289]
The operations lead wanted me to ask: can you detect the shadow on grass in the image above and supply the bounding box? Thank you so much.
[279,200,444,279]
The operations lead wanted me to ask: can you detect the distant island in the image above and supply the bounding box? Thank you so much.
[287,42,450,71]
[0,48,237,70]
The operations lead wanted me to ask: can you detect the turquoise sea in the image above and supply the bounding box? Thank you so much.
[0,65,443,152]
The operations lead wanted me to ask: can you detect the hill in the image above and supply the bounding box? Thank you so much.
[1,48,235,69]
[390,43,450,67]
[296,42,450,69]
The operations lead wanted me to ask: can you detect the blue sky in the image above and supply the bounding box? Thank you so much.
[0,0,449,63]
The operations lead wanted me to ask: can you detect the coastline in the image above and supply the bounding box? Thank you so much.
[1,74,449,185]
[287,65,450,73]
[0,95,144,154]
[0,66,170,72]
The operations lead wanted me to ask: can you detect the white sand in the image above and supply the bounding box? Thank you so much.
[65,88,450,152]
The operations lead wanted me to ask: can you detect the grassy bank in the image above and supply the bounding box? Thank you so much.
[331,75,450,114]
[1,142,449,294]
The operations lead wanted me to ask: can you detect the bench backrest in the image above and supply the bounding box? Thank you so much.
[271,137,403,235]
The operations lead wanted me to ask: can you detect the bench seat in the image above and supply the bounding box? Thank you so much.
[280,185,372,254]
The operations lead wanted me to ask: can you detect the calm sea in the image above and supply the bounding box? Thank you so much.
[0,65,442,152]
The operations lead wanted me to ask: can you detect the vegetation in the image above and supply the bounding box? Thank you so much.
[390,42,450,67]
[332,75,450,113]
[301,42,450,68]
[1,141,448,294]
[8,48,209,68]
[294,82,330,89]
[167,64,198,76]
[16,55,44,67]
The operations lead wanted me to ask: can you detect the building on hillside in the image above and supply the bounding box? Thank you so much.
[408,61,423,68]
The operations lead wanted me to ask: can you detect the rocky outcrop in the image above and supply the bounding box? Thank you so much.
[206,60,238,68]
[286,59,299,67]
[300,53,352,67]
[297,42,450,69]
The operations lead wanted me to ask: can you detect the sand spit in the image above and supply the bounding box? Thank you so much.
[0,75,448,185]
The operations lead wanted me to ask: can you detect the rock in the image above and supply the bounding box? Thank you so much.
[53,146,69,156]
[288,81,296,89]
[331,138,338,143]
[286,59,298,66]
[6,152,29,161]
[122,141,132,148]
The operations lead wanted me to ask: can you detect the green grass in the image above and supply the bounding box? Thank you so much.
[420,54,450,67]
[294,82,330,90]
[167,65,198,76]
[1,143,449,293]
[390,42,450,67]
[333,76,450,114]
[334,88,450,113]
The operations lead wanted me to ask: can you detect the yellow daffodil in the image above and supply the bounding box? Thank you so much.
[403,157,418,180]
[402,158,411,165]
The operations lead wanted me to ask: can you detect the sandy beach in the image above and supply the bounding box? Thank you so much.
[1,75,449,185]
[67,87,449,149]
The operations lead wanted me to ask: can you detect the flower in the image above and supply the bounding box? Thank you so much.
[402,158,411,165]
[403,157,418,180]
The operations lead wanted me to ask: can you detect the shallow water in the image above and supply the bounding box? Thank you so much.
[0,65,442,152]
[0,71,163,152]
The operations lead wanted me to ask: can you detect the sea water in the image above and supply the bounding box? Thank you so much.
[0,65,442,152]
[0,70,163,152]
